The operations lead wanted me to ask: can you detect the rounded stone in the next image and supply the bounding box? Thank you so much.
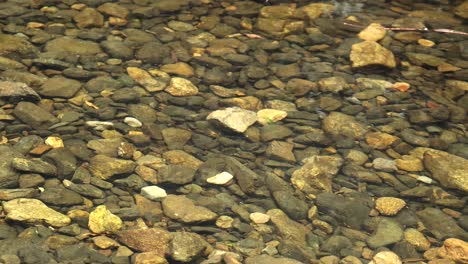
[250,212,270,224]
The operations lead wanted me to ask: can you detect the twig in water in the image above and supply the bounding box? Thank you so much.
[343,22,468,36]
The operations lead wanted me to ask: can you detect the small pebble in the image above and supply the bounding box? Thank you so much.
[45,136,64,148]
[216,215,234,228]
[206,171,234,185]
[369,251,402,264]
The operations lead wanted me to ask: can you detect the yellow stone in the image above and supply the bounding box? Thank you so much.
[88,205,123,234]
[45,136,64,148]
[365,132,399,149]
[404,228,431,251]
[257,109,287,125]
[395,155,423,172]
[375,197,406,216]
[418,39,435,47]
[358,23,386,41]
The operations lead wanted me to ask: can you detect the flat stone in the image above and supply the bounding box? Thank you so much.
[44,37,102,56]
[165,77,199,96]
[369,251,402,264]
[365,132,399,149]
[170,232,208,262]
[11,158,57,176]
[3,198,71,227]
[117,228,171,254]
[358,23,386,41]
[367,218,403,249]
[350,41,396,68]
[266,141,296,163]
[141,186,167,201]
[403,228,431,251]
[0,188,38,200]
[291,155,343,194]
[162,195,217,223]
[416,208,467,240]
[97,2,129,18]
[250,212,270,224]
[88,205,123,234]
[438,238,468,263]
[257,109,287,125]
[322,112,367,139]
[160,62,194,77]
[207,171,234,185]
[73,8,104,28]
[13,101,58,129]
[0,145,22,188]
[423,149,468,192]
[207,107,257,133]
[127,67,167,92]
[88,154,136,180]
[38,76,81,98]
[0,81,41,102]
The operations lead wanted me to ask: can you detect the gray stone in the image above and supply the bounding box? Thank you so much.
[207,107,257,133]
[417,207,467,240]
[260,124,293,141]
[162,195,217,223]
[11,158,57,176]
[170,232,208,262]
[272,191,308,220]
[44,37,102,56]
[0,81,41,102]
[100,40,133,60]
[322,112,367,139]
[128,104,158,124]
[423,149,468,192]
[39,186,83,206]
[225,156,263,195]
[13,102,58,129]
[161,127,192,150]
[367,218,404,249]
[38,76,81,98]
[42,148,77,177]
[0,145,22,188]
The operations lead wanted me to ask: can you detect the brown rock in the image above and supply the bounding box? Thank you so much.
[375,197,406,216]
[97,2,129,18]
[365,132,399,149]
[73,8,104,28]
[423,149,468,192]
[358,23,387,41]
[117,228,172,254]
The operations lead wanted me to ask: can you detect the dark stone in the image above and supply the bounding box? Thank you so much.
[272,191,308,220]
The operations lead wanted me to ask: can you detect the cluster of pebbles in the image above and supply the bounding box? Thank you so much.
[0,0,467,263]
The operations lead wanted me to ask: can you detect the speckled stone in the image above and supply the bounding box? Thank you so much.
[375,197,406,216]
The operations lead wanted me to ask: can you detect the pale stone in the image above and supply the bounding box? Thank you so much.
[395,156,424,172]
[3,198,71,227]
[93,236,120,249]
[250,212,270,224]
[358,23,386,41]
[45,136,64,148]
[124,117,142,128]
[257,109,288,125]
[365,132,399,149]
[375,197,406,216]
[207,107,257,133]
[127,67,166,92]
[88,205,123,233]
[369,251,401,264]
[165,77,198,96]
[350,41,396,68]
[141,186,167,201]
[207,171,233,185]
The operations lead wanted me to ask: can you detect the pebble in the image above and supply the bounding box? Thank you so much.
[123,117,142,128]
[141,185,167,201]
[88,205,123,234]
[3,198,71,227]
[250,212,270,224]
[375,197,406,216]
[256,109,288,125]
[216,215,234,228]
[206,171,234,185]
[368,251,401,264]
[207,107,257,133]
[45,136,64,148]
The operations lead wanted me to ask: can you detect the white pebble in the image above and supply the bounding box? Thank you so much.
[85,121,114,130]
[124,117,142,128]
[141,186,167,201]
[206,171,234,185]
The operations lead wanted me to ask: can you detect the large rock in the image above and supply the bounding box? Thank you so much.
[0,33,38,57]
[162,195,217,223]
[38,76,81,98]
[44,37,102,56]
[367,218,404,249]
[350,41,396,68]
[322,112,367,139]
[170,232,209,262]
[3,198,71,227]
[13,102,58,129]
[423,149,468,192]
[291,155,343,195]
[417,208,467,240]
[0,81,41,102]
[88,155,136,180]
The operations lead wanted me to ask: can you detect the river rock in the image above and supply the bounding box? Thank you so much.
[13,101,58,129]
[127,67,167,92]
[423,149,468,192]
[11,158,57,176]
[322,112,367,139]
[165,77,199,96]
[162,195,217,223]
[416,208,467,240]
[141,185,167,201]
[117,228,172,254]
[207,107,257,133]
[3,198,71,227]
[38,76,81,98]
[44,37,102,56]
[0,145,22,188]
[350,41,396,69]
[97,2,129,18]
[367,218,404,249]
[88,205,123,234]
[375,197,406,216]
[73,8,104,28]
[438,238,468,263]
[88,155,136,180]
[170,232,209,262]
[0,81,41,102]
[291,155,343,194]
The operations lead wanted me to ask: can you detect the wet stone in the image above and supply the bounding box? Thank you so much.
[416,208,467,240]
[88,154,136,180]
[11,157,57,176]
[367,218,404,249]
[13,101,59,129]
[3,198,71,227]
[162,194,217,223]
[88,205,123,234]
[322,112,367,140]
[170,232,208,262]
[207,107,257,133]
[0,81,41,102]
[116,228,171,254]
[350,41,396,69]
